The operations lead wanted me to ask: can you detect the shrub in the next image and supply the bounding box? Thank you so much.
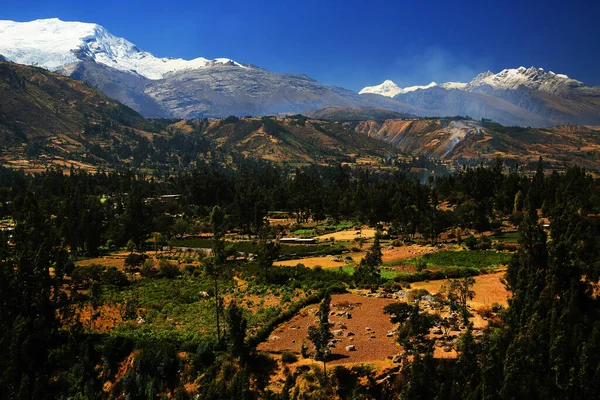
[103,268,129,287]
[281,352,298,363]
[479,235,492,250]
[464,235,478,250]
[477,305,493,318]
[416,259,427,272]
[125,253,147,267]
[301,343,310,358]
[141,259,155,278]
[408,288,430,301]
[159,259,180,279]
[193,342,216,372]
[183,264,198,276]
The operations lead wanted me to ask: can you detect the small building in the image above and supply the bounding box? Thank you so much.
[280,237,317,244]
[159,194,182,202]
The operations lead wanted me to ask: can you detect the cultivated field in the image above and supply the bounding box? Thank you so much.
[258,293,401,365]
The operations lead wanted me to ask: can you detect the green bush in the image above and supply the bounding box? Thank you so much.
[281,352,298,363]
[159,259,180,279]
[125,253,147,267]
[103,268,130,287]
[464,235,478,250]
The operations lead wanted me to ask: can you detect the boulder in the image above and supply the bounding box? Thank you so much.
[392,355,402,363]
[332,329,344,336]
[345,345,356,352]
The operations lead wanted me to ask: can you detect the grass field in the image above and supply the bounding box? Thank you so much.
[491,231,519,243]
[407,250,513,269]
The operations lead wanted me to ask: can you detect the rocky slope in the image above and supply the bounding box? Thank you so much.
[0,62,396,168]
[174,116,397,163]
[305,106,414,121]
[0,18,419,119]
[352,118,600,168]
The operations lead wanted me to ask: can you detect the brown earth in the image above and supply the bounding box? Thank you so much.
[274,244,439,269]
[258,293,402,365]
[410,271,510,307]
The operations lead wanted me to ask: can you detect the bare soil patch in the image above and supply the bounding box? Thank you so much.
[410,271,510,307]
[315,228,377,242]
[381,245,438,263]
[258,293,402,365]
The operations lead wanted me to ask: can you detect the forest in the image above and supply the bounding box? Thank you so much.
[0,157,599,399]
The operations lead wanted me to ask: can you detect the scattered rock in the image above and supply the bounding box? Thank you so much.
[387,331,394,337]
[346,331,355,337]
[392,355,402,363]
[443,346,452,352]
[432,328,443,335]
[370,335,376,339]
[332,329,344,336]
[345,345,356,352]
[270,336,280,341]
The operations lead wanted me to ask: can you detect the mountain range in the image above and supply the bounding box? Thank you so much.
[0,18,599,127]
[0,62,397,170]
[0,18,418,120]
[360,68,600,126]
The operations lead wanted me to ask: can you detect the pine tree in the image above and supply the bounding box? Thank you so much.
[354,231,382,291]
[308,294,333,375]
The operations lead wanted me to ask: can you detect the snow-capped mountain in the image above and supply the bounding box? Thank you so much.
[360,67,600,126]
[0,18,420,118]
[467,66,584,93]
[0,18,245,80]
[360,67,587,97]
[359,80,439,97]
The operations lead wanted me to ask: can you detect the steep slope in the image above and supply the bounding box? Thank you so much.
[353,118,600,168]
[304,106,414,121]
[0,61,176,170]
[182,116,397,163]
[0,18,243,79]
[0,62,395,169]
[0,61,155,143]
[0,18,421,119]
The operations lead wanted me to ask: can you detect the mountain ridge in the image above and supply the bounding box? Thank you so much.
[360,67,600,126]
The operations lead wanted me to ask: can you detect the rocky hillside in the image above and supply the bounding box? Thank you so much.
[0,62,395,169]
[305,106,414,122]
[0,61,168,168]
[0,18,420,119]
[172,116,397,164]
[352,118,600,168]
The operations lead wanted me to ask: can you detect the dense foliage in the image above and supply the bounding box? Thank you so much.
[0,158,599,398]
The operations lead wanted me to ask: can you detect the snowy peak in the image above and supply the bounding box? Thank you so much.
[0,18,246,80]
[467,66,584,92]
[359,66,589,98]
[359,80,440,97]
[401,81,438,93]
[359,79,402,97]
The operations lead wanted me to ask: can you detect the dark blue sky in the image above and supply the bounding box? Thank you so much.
[3,0,599,90]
